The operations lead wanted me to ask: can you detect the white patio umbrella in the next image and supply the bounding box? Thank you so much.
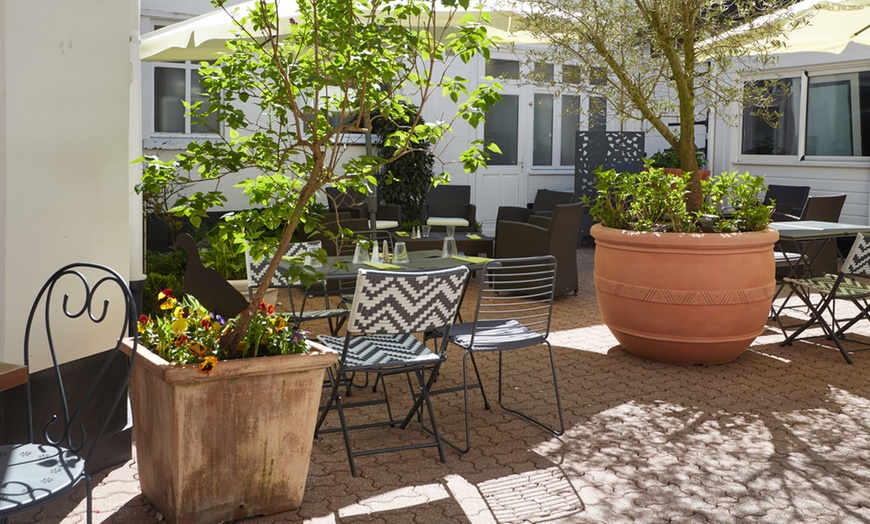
[711,0,870,55]
[140,0,539,62]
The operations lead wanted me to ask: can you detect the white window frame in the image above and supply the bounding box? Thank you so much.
[738,61,870,166]
[143,19,221,149]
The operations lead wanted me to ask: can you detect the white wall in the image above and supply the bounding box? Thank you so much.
[712,44,870,225]
[0,1,138,370]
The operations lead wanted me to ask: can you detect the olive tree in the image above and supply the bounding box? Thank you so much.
[137,0,502,352]
[516,0,799,211]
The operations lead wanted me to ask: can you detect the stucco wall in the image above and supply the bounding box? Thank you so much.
[0,1,137,370]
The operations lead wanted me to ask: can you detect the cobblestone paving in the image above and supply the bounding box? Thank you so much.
[14,246,870,523]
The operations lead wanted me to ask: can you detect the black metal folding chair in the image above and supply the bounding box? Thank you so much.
[314,266,469,476]
[245,241,348,335]
[0,263,138,524]
[439,255,564,453]
[782,232,870,364]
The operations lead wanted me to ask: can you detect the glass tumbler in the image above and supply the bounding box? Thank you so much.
[441,236,458,258]
[393,242,410,264]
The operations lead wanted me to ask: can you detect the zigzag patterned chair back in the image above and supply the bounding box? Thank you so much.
[842,233,870,277]
[245,242,317,292]
[347,266,469,334]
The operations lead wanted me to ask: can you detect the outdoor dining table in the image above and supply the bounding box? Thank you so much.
[308,249,489,280]
[771,220,870,278]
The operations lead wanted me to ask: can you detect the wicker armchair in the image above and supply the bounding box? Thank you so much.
[530,189,576,217]
[424,185,476,232]
[494,202,584,297]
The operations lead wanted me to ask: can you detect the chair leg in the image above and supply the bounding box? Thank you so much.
[497,342,565,436]
[781,288,854,364]
[86,474,93,524]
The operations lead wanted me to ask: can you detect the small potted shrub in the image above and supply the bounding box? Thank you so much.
[585,166,778,365]
[648,146,711,180]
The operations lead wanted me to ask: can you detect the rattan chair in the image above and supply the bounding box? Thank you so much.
[315,266,469,476]
[494,202,583,297]
[424,185,476,232]
[764,184,811,222]
[0,264,138,524]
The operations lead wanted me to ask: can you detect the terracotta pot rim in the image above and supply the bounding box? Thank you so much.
[591,223,779,249]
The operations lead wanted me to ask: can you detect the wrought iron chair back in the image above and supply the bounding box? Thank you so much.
[0,263,138,524]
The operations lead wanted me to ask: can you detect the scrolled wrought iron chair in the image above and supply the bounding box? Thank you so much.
[0,263,138,524]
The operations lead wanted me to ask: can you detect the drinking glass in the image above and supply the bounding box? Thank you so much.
[393,242,410,264]
[446,225,456,238]
[421,225,432,237]
[352,242,370,264]
[441,236,458,258]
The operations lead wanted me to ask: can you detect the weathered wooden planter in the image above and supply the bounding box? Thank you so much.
[120,338,337,524]
[591,224,779,365]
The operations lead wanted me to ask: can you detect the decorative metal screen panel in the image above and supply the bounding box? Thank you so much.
[573,131,645,200]
[573,132,645,244]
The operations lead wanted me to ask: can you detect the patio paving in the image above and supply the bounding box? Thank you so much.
[13,245,870,523]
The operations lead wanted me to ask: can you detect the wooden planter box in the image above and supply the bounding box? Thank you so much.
[121,338,337,524]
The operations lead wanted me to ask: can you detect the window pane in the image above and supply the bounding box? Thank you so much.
[486,59,519,79]
[590,96,607,131]
[806,72,870,156]
[560,96,582,165]
[534,63,554,83]
[533,94,554,166]
[154,67,186,133]
[485,95,518,165]
[190,72,218,134]
[741,78,800,155]
[562,65,583,84]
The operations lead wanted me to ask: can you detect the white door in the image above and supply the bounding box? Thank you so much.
[474,58,528,234]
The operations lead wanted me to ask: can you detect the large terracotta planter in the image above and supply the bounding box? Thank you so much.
[120,338,337,524]
[591,224,779,365]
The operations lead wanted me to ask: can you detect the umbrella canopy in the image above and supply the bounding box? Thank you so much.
[713,0,870,55]
[140,0,539,62]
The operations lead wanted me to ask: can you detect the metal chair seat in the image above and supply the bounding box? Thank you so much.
[0,444,84,513]
[449,319,546,351]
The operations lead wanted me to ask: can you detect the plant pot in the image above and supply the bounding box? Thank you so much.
[591,224,779,365]
[120,338,337,524]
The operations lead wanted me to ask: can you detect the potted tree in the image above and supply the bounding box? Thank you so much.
[516,0,801,363]
[586,167,776,364]
[132,0,502,522]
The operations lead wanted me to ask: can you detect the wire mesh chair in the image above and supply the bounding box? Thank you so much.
[245,241,348,336]
[0,263,138,524]
[315,266,469,476]
[441,255,564,453]
[782,232,870,364]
